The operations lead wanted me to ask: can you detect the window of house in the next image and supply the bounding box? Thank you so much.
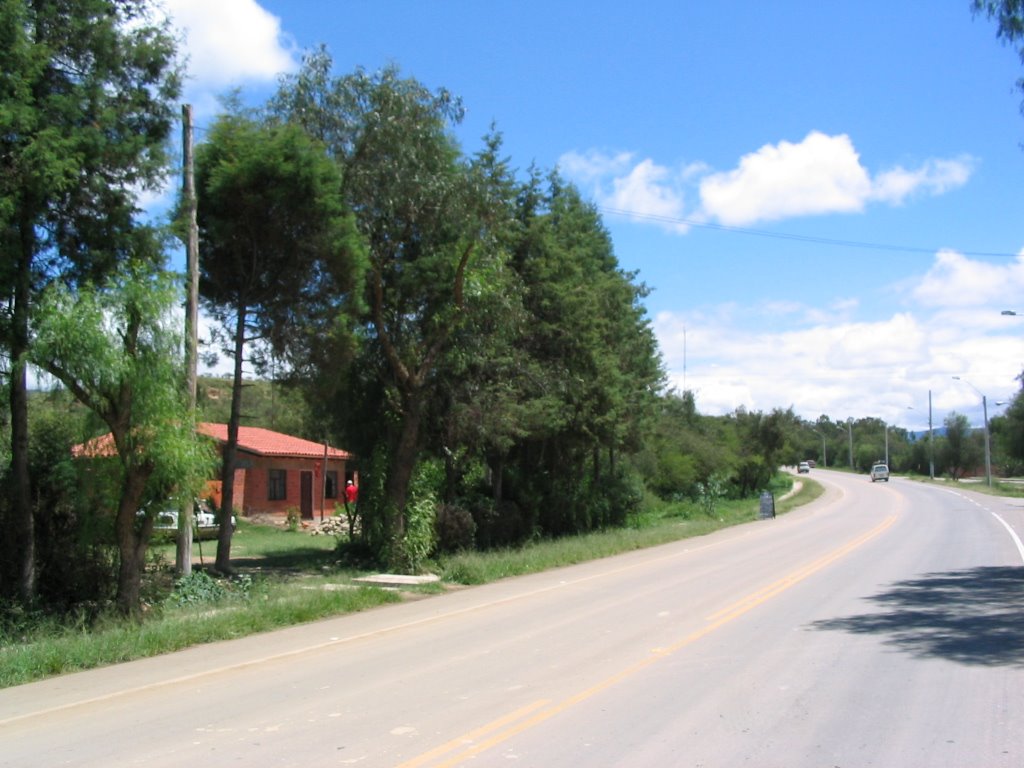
[325,471,339,499]
[268,469,287,501]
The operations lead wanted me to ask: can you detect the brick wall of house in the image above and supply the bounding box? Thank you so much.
[240,454,348,517]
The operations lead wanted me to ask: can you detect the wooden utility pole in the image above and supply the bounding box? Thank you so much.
[177,103,200,576]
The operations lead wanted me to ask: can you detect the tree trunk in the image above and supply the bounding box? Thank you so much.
[385,389,425,539]
[490,454,504,504]
[9,220,35,602]
[113,466,153,617]
[215,306,247,573]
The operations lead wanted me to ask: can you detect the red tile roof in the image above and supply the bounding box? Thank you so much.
[71,432,117,458]
[197,423,352,459]
[73,424,352,460]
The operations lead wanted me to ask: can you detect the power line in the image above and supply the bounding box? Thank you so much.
[597,206,1020,259]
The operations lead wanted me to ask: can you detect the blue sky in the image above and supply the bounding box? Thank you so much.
[159,0,1024,432]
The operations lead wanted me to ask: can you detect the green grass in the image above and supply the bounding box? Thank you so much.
[1,478,824,689]
[437,477,824,585]
[901,473,1024,497]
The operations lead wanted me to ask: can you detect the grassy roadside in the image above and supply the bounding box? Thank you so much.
[0,477,823,689]
[902,474,1024,498]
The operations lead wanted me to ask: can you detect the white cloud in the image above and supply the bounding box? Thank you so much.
[558,151,692,232]
[562,132,974,230]
[162,0,299,89]
[652,251,1022,424]
[911,249,1024,309]
[699,132,872,226]
[605,159,689,232]
[558,149,634,183]
[871,156,975,205]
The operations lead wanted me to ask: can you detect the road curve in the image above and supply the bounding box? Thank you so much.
[2,469,1023,767]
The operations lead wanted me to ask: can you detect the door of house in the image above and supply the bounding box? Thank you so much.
[300,471,313,520]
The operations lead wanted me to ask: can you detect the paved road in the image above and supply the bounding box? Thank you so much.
[3,470,1023,767]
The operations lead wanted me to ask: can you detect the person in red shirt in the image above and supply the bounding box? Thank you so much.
[344,479,358,509]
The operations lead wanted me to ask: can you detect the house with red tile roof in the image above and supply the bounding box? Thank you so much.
[74,423,356,520]
[196,423,354,520]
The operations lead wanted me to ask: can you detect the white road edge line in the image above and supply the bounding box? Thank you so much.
[938,487,1024,565]
[990,511,1024,565]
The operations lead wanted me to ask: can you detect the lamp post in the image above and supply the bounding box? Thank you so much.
[952,376,992,486]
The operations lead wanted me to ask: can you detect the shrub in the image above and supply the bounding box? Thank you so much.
[166,571,253,607]
[696,473,728,517]
[167,571,228,605]
[388,494,436,573]
[435,503,476,553]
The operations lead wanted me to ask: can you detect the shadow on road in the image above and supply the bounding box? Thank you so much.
[810,566,1024,667]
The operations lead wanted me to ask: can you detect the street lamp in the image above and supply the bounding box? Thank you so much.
[952,376,992,486]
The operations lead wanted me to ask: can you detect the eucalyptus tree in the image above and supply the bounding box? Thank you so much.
[273,59,514,565]
[0,0,181,601]
[30,258,215,616]
[194,112,362,572]
[347,73,509,560]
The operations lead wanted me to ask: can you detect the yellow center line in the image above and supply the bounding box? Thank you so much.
[394,699,551,768]
[705,514,898,625]
[401,513,898,768]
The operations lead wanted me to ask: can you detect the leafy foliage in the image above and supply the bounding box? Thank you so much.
[194,109,363,570]
[167,571,252,607]
[0,0,181,604]
[30,261,217,615]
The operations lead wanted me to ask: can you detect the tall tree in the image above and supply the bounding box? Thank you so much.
[990,371,1024,472]
[344,69,501,559]
[271,54,663,552]
[0,0,180,601]
[194,112,362,572]
[273,59,509,564]
[942,411,983,480]
[504,175,663,534]
[30,258,214,616]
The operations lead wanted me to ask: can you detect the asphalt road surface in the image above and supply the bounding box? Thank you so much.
[3,470,1023,767]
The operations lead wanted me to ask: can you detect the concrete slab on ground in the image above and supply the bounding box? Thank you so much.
[353,573,440,588]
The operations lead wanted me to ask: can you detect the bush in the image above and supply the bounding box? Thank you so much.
[387,494,436,573]
[472,498,527,549]
[166,570,252,607]
[435,503,476,553]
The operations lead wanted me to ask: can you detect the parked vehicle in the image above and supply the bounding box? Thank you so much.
[870,463,890,482]
[142,499,234,539]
